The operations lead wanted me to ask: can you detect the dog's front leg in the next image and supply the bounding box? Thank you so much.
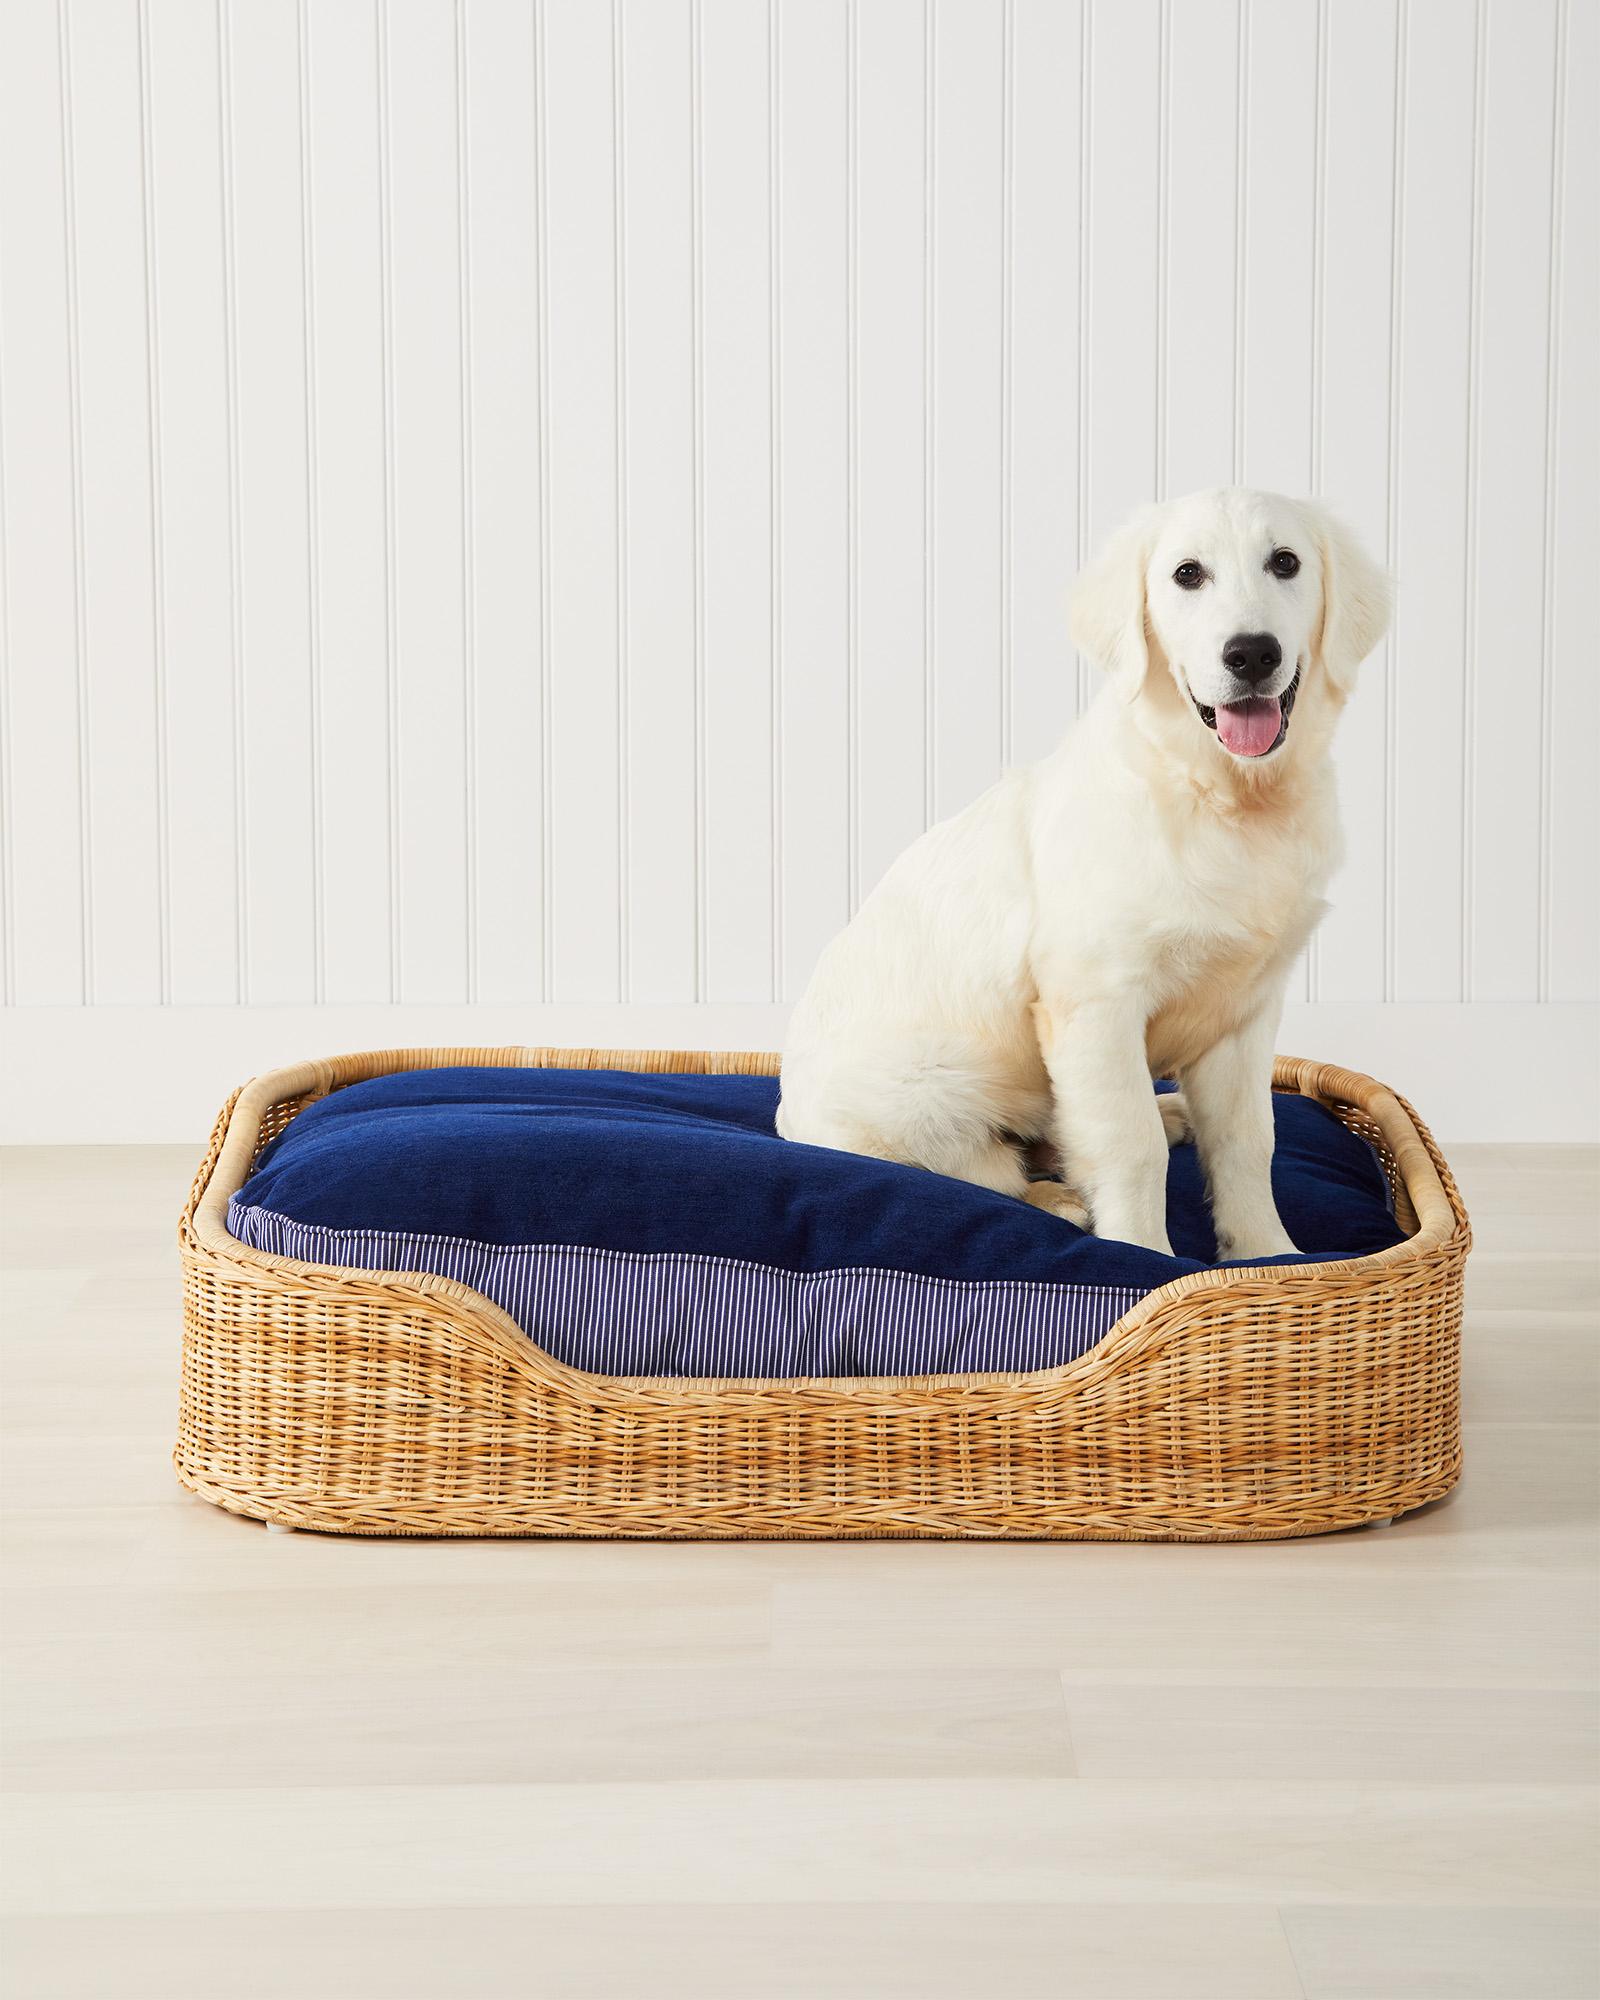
[1182,1003,1298,1262]
[1037,999,1173,1255]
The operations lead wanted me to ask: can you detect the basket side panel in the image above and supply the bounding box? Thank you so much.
[176,1237,1464,1539]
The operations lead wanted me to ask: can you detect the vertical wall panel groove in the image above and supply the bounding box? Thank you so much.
[923,0,935,820]
[1535,0,1567,1002]
[455,0,478,1004]
[1314,0,1398,1006]
[1152,0,1167,500]
[1468,0,1559,1003]
[543,0,623,1002]
[135,0,172,1004]
[1073,0,1090,717]
[690,0,706,999]
[1459,0,1487,1003]
[0,0,1593,1030]
[930,0,1005,823]
[1545,0,1597,1005]
[767,0,783,995]
[294,0,324,1004]
[1231,0,1247,486]
[387,0,469,1005]
[610,0,629,1001]
[845,0,860,908]
[1008,0,1081,763]
[58,0,94,1001]
[1305,0,1328,1004]
[1382,0,1406,1003]
[776,0,849,995]
[532,0,553,1004]
[617,0,695,1003]
[699,0,774,999]
[856,0,929,901]
[146,0,238,1004]
[1391,0,1473,1003]
[998,0,1013,764]
[68,0,165,1004]
[218,0,247,1002]
[375,0,400,1002]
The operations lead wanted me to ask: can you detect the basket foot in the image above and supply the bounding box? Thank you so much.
[264,1521,295,1535]
[1366,1515,1394,1531]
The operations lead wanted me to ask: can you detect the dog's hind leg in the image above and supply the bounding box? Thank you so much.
[781,1102,1089,1224]
[891,1128,1089,1226]
[1022,1181,1091,1228]
[927,1132,1034,1199]
[943,1134,1090,1228]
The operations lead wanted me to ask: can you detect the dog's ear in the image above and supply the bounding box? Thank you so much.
[1308,506,1394,693]
[1070,515,1153,702]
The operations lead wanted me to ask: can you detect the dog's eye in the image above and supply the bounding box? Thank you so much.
[1172,561,1206,590]
[1268,548,1301,578]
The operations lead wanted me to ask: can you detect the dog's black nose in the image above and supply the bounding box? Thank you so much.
[1221,631,1283,686]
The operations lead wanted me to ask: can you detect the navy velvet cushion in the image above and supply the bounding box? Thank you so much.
[228,1067,1403,1377]
[240,1066,1400,1273]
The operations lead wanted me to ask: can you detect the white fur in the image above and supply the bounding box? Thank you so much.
[778,487,1393,1258]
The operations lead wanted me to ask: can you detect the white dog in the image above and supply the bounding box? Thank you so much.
[777,488,1392,1259]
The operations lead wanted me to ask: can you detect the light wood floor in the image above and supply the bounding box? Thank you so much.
[1,1142,1596,2000]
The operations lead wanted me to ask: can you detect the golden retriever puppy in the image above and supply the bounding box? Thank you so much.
[778,488,1392,1259]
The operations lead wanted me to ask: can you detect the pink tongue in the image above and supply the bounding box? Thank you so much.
[1215,695,1283,757]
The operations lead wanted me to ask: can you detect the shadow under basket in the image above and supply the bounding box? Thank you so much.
[175,1048,1469,1541]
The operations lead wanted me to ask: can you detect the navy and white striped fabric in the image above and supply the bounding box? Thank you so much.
[226,1065,1404,1379]
[224,1204,1142,1378]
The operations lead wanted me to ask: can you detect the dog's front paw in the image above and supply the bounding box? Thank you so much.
[1158,1090,1191,1147]
[1090,1208,1175,1256]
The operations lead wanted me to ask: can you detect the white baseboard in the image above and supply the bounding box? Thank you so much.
[1,1001,1595,1144]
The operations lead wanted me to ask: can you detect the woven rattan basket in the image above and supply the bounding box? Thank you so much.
[175,1046,1469,1540]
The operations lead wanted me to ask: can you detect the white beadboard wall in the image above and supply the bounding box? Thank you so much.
[0,0,1595,1142]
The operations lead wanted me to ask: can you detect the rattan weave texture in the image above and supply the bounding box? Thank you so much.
[175,1047,1469,1539]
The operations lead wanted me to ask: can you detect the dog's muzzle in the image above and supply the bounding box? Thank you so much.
[1193,664,1302,759]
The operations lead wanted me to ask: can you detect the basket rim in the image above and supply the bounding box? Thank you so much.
[181,1044,1470,1398]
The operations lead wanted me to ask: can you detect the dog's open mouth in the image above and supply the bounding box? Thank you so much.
[1193,665,1302,759]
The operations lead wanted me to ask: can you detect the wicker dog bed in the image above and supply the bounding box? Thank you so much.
[175,1047,1469,1540]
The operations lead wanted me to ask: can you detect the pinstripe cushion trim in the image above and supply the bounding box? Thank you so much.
[225,1197,1142,1379]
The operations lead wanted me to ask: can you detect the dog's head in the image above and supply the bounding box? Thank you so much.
[1070,489,1392,773]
